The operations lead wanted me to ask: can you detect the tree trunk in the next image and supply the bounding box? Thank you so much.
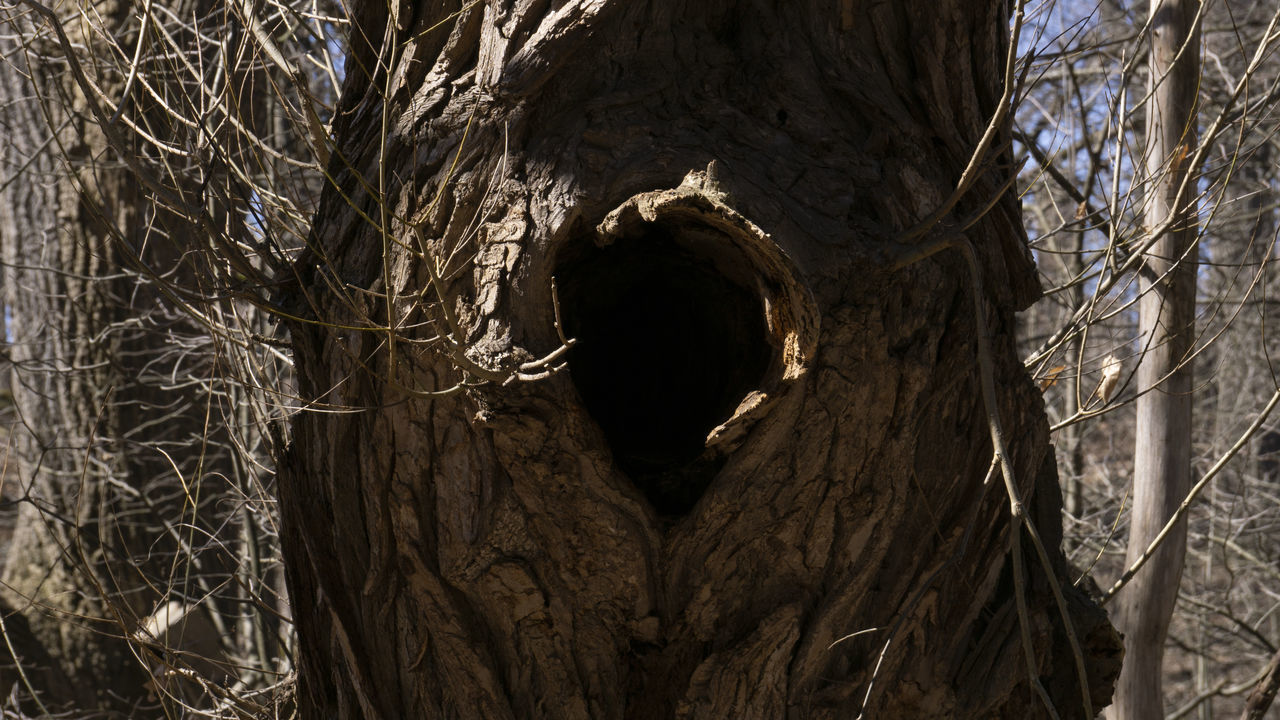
[280,2,1120,718]
[1108,2,1200,719]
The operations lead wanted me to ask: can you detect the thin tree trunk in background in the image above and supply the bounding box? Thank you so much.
[1109,2,1200,718]
[1065,229,1086,517]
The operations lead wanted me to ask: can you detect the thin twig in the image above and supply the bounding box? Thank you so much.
[1100,387,1280,604]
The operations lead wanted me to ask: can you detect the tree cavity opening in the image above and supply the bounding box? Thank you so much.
[556,226,773,516]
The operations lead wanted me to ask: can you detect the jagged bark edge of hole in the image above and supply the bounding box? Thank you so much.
[591,174,819,458]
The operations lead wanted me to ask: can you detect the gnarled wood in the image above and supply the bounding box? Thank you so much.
[281,2,1120,717]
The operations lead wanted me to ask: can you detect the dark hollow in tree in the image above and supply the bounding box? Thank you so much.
[556,224,774,515]
[280,2,1122,718]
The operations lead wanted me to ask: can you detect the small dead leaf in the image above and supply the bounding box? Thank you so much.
[1095,354,1123,406]
[1039,365,1068,390]
[1169,143,1190,178]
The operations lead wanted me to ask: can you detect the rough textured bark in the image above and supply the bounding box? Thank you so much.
[1108,3,1200,719]
[280,2,1120,718]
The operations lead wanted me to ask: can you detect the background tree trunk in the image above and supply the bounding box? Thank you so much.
[0,2,245,712]
[1108,3,1200,719]
[280,1,1120,718]
[0,13,154,709]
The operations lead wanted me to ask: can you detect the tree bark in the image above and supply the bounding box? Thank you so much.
[1108,3,1200,720]
[281,2,1120,718]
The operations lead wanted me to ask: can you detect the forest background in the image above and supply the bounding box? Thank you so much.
[0,0,1275,718]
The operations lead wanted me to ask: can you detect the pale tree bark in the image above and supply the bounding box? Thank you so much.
[280,2,1121,718]
[1108,2,1201,719]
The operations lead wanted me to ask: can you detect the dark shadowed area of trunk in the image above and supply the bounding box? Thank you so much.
[280,2,1121,718]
